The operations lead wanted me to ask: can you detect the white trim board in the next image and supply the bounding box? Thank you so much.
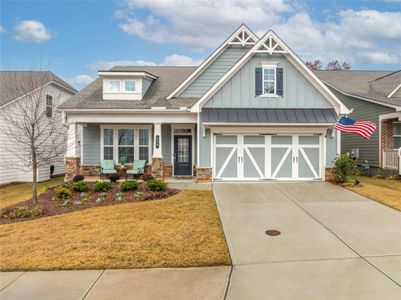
[388,83,401,98]
[166,24,258,99]
[190,30,350,115]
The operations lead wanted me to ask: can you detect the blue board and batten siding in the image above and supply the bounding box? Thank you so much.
[179,45,250,98]
[205,53,332,109]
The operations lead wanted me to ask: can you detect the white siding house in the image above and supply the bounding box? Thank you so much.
[0,71,77,185]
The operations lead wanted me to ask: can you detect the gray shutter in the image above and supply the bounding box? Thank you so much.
[276,68,283,96]
[255,68,262,96]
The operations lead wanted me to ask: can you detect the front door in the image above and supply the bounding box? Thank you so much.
[174,136,192,176]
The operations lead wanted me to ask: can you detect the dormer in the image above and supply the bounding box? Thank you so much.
[98,70,157,100]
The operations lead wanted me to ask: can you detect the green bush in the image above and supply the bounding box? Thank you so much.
[94,181,111,192]
[72,180,89,192]
[120,180,138,192]
[55,187,72,199]
[146,179,167,192]
[62,181,74,190]
[334,154,357,183]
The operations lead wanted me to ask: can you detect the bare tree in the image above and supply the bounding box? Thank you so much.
[305,59,323,70]
[326,60,352,71]
[0,71,67,203]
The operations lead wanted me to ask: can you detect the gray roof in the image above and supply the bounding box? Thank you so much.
[314,70,401,107]
[59,66,198,110]
[202,108,338,123]
[0,71,77,107]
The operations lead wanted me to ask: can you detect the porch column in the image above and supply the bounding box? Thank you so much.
[64,122,80,181]
[151,123,164,180]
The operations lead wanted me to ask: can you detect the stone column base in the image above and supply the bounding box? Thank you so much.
[65,157,81,181]
[325,167,335,181]
[196,167,212,182]
[151,157,164,180]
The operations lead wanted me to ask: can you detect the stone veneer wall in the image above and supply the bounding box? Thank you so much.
[151,157,164,180]
[65,157,80,181]
[164,165,172,178]
[196,167,212,182]
[81,164,152,178]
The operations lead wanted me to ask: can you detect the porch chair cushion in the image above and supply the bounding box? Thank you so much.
[126,160,147,175]
[101,160,117,174]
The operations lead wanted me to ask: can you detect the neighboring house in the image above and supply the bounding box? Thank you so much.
[315,70,401,172]
[60,24,350,182]
[0,71,77,185]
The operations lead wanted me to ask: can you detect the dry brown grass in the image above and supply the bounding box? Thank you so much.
[0,190,231,271]
[344,176,401,211]
[0,177,65,209]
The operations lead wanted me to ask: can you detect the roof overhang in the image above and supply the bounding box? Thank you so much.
[98,71,158,80]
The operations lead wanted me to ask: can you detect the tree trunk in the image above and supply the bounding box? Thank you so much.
[32,151,38,204]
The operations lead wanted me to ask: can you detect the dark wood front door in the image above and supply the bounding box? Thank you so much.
[174,136,192,176]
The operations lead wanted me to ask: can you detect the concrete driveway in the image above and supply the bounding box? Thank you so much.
[214,182,401,299]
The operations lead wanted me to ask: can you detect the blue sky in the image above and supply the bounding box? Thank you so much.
[1,0,400,89]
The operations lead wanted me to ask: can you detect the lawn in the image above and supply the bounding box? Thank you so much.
[344,176,401,211]
[0,177,65,209]
[0,190,231,271]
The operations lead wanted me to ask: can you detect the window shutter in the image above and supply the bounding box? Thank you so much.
[276,68,284,96]
[255,67,262,96]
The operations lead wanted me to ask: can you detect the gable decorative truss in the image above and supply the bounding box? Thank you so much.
[167,24,258,99]
[228,28,257,46]
[190,30,350,115]
[254,35,287,54]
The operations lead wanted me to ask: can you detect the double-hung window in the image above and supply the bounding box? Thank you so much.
[118,129,134,163]
[263,67,276,95]
[393,122,401,149]
[125,80,136,92]
[103,129,114,160]
[109,80,121,92]
[45,95,53,117]
[101,126,151,164]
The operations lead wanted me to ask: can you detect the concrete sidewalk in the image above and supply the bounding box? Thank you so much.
[214,182,401,299]
[0,266,231,300]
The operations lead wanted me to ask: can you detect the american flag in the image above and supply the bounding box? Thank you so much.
[335,116,376,139]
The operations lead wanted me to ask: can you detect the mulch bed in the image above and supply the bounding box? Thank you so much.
[0,182,179,224]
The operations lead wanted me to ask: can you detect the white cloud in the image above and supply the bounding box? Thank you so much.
[64,74,94,90]
[0,25,5,34]
[358,52,399,64]
[88,54,201,71]
[14,20,52,43]
[117,1,401,67]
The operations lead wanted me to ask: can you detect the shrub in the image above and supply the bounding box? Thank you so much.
[79,192,89,205]
[62,199,71,207]
[73,174,85,182]
[108,174,120,183]
[120,180,138,192]
[94,181,111,192]
[55,187,72,199]
[72,180,89,192]
[146,179,167,192]
[2,206,43,219]
[142,174,154,181]
[62,181,74,190]
[334,154,357,183]
[95,192,107,205]
[116,192,124,202]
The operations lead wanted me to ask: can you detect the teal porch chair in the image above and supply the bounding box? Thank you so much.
[126,160,147,180]
[100,160,117,179]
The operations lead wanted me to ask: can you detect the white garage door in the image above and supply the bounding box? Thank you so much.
[214,134,322,181]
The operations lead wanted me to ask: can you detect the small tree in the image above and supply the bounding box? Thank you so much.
[334,154,357,183]
[0,71,67,203]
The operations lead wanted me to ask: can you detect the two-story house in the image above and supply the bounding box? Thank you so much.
[60,24,349,182]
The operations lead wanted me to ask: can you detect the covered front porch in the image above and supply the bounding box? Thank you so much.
[64,111,198,181]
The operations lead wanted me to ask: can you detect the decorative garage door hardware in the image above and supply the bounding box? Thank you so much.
[265,230,281,236]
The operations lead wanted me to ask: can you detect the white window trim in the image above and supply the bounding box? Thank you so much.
[106,79,138,94]
[100,125,152,165]
[262,65,277,97]
[171,124,195,177]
